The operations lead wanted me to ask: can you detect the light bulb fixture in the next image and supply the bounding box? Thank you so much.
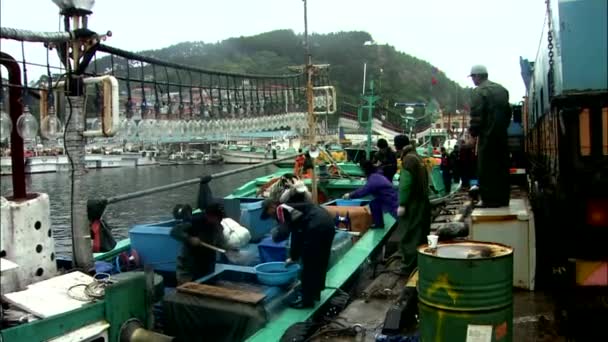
[40,107,63,141]
[16,106,39,142]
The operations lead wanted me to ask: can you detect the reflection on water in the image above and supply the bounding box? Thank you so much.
[0,164,275,257]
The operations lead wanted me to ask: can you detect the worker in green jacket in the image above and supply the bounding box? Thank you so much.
[468,65,512,207]
[394,135,431,276]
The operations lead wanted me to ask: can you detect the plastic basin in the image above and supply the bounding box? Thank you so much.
[254,262,301,286]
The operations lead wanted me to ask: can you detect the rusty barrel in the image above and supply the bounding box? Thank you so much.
[417,241,514,342]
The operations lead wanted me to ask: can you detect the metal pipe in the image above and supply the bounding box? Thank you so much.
[0,52,26,199]
[0,27,72,43]
[106,154,296,204]
[362,63,367,95]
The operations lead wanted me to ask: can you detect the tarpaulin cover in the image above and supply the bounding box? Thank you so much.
[163,290,267,342]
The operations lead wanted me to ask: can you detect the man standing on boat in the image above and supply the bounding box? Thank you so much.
[373,138,398,182]
[394,135,431,276]
[170,203,227,285]
[468,65,512,207]
[440,147,452,194]
[261,187,335,309]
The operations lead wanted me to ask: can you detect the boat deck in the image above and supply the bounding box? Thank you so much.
[312,276,563,341]
[305,188,568,341]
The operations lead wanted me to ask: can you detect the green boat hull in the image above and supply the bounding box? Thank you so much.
[0,273,150,341]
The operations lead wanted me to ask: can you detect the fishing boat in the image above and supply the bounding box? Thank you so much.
[219,137,301,164]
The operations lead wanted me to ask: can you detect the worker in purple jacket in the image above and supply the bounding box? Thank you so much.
[342,160,399,228]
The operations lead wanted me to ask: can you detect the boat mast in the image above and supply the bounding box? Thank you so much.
[54,0,100,271]
[303,0,319,203]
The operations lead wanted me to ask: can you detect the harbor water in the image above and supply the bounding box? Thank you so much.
[0,164,275,257]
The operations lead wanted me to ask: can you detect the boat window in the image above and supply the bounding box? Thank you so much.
[228,146,238,151]
[579,108,591,156]
[241,147,253,152]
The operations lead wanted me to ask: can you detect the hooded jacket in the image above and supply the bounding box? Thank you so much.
[272,202,335,261]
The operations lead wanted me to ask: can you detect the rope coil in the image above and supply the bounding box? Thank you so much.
[66,272,114,302]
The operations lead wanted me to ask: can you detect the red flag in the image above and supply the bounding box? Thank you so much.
[431,77,438,85]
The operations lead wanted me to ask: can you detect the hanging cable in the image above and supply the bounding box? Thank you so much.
[216,74,223,116]
[152,64,160,118]
[269,78,275,114]
[45,46,55,115]
[164,66,171,116]
[176,70,184,118]
[255,78,261,115]
[232,76,239,115]
[125,57,133,119]
[20,42,30,108]
[226,75,232,115]
[140,61,147,119]
[198,72,205,118]
[209,73,215,117]
[248,78,254,115]
[188,71,195,119]
[241,77,246,115]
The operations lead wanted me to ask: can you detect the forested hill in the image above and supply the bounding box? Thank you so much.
[93,30,471,125]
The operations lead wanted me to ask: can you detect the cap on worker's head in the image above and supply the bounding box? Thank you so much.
[260,198,278,220]
[469,64,488,76]
[394,135,410,150]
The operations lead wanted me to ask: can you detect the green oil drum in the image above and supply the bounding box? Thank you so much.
[417,241,514,342]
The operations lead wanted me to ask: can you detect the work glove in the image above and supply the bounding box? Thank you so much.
[188,236,202,247]
[285,258,295,266]
[398,206,406,217]
[342,193,350,200]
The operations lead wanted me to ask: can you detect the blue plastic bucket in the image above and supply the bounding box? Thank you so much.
[254,262,301,286]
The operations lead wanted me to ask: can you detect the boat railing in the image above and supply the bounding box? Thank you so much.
[105,154,297,205]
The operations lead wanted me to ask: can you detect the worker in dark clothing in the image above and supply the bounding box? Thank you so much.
[440,147,452,195]
[468,65,512,207]
[343,160,398,228]
[373,138,398,182]
[458,137,475,189]
[294,149,306,177]
[449,144,461,184]
[394,135,431,276]
[170,203,227,285]
[302,152,314,178]
[87,199,117,253]
[261,197,335,309]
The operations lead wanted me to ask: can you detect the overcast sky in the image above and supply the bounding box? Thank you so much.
[1,0,547,102]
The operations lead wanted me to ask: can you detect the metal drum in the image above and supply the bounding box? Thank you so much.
[417,241,514,342]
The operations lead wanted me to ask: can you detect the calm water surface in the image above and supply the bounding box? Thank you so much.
[0,164,275,256]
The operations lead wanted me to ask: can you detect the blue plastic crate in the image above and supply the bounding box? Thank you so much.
[129,220,181,273]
